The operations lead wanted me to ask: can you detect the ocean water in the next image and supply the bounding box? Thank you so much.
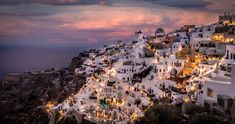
[0,46,81,79]
[0,40,117,79]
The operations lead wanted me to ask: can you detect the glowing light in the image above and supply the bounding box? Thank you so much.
[190,85,196,91]
[179,47,182,51]
[45,101,56,112]
[100,82,105,87]
[184,97,190,103]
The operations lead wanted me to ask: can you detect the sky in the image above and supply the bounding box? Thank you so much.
[0,0,235,77]
[0,0,234,48]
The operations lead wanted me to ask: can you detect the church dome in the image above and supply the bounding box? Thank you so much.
[155,28,165,33]
[136,30,142,34]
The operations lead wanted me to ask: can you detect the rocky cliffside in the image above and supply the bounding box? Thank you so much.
[0,55,86,124]
[68,53,87,72]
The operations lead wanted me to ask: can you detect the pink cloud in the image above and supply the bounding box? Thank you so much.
[0,4,222,46]
[203,0,235,11]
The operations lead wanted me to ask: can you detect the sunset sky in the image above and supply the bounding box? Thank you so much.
[0,0,234,47]
[0,0,235,77]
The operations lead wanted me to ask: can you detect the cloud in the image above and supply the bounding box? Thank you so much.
[59,7,162,30]
[0,0,112,6]
[0,3,219,47]
[0,12,49,16]
[0,0,216,12]
[0,0,234,14]
[0,0,211,10]
[203,0,235,12]
[131,0,211,9]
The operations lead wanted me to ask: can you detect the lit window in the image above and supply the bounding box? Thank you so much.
[207,88,213,97]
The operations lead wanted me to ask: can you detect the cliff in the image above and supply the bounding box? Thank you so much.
[0,55,86,124]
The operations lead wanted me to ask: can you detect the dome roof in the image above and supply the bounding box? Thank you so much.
[136,30,142,34]
[155,28,165,33]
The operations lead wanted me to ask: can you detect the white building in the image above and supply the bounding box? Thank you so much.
[152,28,165,43]
[197,64,235,114]
[172,42,183,53]
[158,54,185,77]
[156,62,168,79]
[117,61,143,82]
[135,30,145,42]
[224,45,235,65]
[190,25,215,50]
[178,32,189,44]
[198,45,235,108]
[196,59,219,76]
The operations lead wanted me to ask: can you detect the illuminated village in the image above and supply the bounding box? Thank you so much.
[45,12,235,124]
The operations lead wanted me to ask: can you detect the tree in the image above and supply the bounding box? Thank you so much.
[182,103,204,116]
[139,103,182,124]
[189,113,219,124]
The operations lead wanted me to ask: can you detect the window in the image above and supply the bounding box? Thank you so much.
[174,62,181,67]
[199,84,202,89]
[226,50,229,59]
[207,88,213,97]
[198,33,203,38]
[217,97,224,108]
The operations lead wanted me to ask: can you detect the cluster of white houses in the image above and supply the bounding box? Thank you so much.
[192,45,235,116]
[48,13,235,123]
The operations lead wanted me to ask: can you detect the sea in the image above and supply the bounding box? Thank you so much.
[0,42,112,79]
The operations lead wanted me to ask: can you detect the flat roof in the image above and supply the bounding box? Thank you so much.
[211,76,231,82]
[205,76,231,84]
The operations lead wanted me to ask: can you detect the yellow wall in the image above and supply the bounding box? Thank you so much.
[213,34,234,42]
[223,20,235,26]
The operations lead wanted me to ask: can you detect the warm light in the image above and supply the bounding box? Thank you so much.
[179,47,182,51]
[190,85,196,91]
[100,82,105,87]
[59,110,64,116]
[130,87,135,91]
[168,65,172,72]
[45,101,56,112]
[184,97,190,103]
[110,68,117,76]
[153,59,158,64]
[230,38,234,42]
